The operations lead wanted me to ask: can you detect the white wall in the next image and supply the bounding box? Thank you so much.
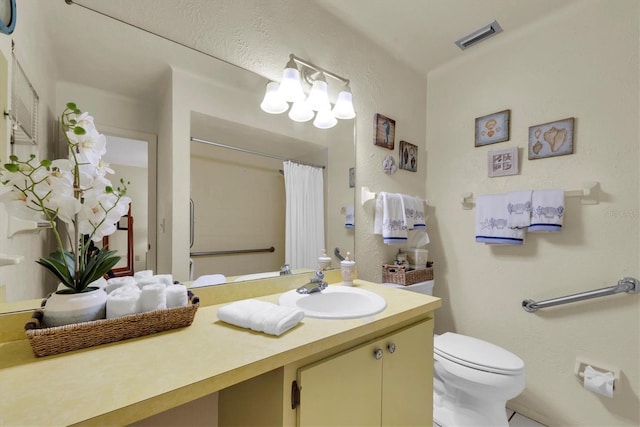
[426,1,639,426]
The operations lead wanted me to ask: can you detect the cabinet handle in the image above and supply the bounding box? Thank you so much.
[387,343,396,354]
[374,348,383,360]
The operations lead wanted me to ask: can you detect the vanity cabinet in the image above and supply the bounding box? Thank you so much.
[296,318,433,426]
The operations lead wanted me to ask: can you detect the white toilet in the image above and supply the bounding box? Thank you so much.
[383,280,525,427]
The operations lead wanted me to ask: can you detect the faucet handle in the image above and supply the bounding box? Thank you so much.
[280,264,292,275]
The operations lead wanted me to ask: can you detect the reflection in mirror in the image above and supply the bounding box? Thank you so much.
[0,1,355,312]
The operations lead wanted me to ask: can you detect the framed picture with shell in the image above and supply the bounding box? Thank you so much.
[475,109,510,146]
[528,117,575,160]
[399,140,417,172]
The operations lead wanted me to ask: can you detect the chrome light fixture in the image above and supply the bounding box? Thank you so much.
[260,54,356,129]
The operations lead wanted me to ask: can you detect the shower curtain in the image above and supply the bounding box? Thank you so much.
[283,161,325,270]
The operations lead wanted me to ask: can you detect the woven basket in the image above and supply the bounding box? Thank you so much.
[382,264,433,286]
[25,291,199,357]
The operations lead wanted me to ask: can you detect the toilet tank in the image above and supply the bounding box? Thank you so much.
[381,280,434,295]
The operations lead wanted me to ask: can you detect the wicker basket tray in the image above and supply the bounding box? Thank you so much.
[25,291,199,357]
[382,264,433,286]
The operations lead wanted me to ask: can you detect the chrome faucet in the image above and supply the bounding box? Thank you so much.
[296,270,328,294]
[280,264,292,276]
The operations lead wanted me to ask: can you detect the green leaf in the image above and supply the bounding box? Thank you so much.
[4,164,18,172]
[66,102,77,110]
[73,126,86,135]
[36,257,74,289]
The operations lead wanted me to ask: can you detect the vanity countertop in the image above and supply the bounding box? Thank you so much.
[0,280,440,426]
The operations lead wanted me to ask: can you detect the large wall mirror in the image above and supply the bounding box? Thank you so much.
[0,0,355,311]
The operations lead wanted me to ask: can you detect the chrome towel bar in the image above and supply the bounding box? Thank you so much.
[522,277,639,313]
[190,247,275,257]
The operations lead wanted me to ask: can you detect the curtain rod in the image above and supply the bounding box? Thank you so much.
[190,137,325,169]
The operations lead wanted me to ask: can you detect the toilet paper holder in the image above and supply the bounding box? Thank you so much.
[574,357,620,390]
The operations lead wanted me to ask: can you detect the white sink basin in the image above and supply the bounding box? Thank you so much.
[278,286,387,319]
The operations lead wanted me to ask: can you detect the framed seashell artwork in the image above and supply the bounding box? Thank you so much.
[475,109,510,146]
[488,147,518,177]
[528,117,575,159]
[399,140,418,172]
[374,113,396,150]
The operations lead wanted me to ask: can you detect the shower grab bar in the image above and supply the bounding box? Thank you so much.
[522,277,639,312]
[189,198,194,249]
[190,246,275,257]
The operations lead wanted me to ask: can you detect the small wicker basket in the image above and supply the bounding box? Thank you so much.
[25,291,199,357]
[382,264,433,286]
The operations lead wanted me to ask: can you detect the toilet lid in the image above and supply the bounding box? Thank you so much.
[434,333,524,375]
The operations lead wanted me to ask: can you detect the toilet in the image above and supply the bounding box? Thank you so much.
[383,280,525,427]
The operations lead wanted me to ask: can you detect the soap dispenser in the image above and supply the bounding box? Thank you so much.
[318,249,332,270]
[340,251,356,286]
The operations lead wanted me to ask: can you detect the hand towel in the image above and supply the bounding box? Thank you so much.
[191,274,227,288]
[105,276,137,294]
[400,194,426,230]
[153,274,174,287]
[217,299,304,336]
[529,189,564,232]
[166,284,188,308]
[140,283,167,312]
[134,270,153,280]
[506,190,532,229]
[345,205,355,229]
[374,192,408,244]
[136,277,163,289]
[106,284,141,319]
[475,194,525,245]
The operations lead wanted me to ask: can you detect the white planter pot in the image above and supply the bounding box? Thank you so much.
[42,287,107,327]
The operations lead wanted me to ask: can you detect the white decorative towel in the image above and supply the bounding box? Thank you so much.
[166,284,188,308]
[140,283,167,312]
[374,192,408,244]
[506,190,533,229]
[106,285,141,319]
[105,276,137,294]
[345,205,355,229]
[475,194,525,245]
[88,277,108,291]
[191,274,227,288]
[136,277,163,289]
[153,274,174,287]
[217,299,304,336]
[134,270,153,280]
[529,189,564,232]
[400,194,426,230]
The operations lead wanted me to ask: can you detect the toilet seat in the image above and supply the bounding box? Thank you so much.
[434,333,524,375]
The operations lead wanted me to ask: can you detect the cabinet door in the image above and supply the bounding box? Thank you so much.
[298,341,383,427]
[381,319,433,426]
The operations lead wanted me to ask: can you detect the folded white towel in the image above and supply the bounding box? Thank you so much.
[153,274,174,287]
[140,283,167,312]
[476,194,525,245]
[529,189,564,232]
[191,274,227,288]
[166,284,188,308]
[134,270,154,280]
[374,192,408,244]
[217,299,304,336]
[105,276,137,294]
[88,277,108,291]
[136,277,163,289]
[506,190,533,229]
[345,205,355,229]
[106,285,141,319]
[400,195,426,230]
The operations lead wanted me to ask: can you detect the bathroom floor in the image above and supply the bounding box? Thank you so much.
[433,410,547,427]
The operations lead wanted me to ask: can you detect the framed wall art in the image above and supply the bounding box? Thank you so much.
[475,109,510,146]
[528,117,575,160]
[399,140,417,172]
[488,147,518,177]
[348,167,355,188]
[374,113,395,150]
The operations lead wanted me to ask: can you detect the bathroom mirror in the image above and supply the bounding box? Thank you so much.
[0,0,355,311]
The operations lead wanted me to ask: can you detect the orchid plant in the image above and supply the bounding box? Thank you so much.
[0,103,131,293]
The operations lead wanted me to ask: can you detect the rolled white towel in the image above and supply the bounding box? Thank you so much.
[140,283,167,312]
[89,277,108,291]
[106,276,137,294]
[154,274,174,287]
[134,270,154,280]
[166,284,188,308]
[217,299,304,336]
[106,285,141,319]
[136,277,163,289]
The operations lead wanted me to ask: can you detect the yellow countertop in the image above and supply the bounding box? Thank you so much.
[0,280,440,426]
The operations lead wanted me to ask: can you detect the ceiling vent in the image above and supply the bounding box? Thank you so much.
[455,20,503,50]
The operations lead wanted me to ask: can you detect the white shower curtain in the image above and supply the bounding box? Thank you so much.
[283,161,325,270]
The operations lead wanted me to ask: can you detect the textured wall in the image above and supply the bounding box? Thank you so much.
[426,1,639,426]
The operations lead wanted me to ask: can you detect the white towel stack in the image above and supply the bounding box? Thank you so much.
[475,194,525,245]
[140,283,167,312]
[529,189,565,232]
[217,299,304,336]
[374,192,408,244]
[105,276,137,294]
[506,190,532,229]
[166,284,188,308]
[106,285,141,319]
